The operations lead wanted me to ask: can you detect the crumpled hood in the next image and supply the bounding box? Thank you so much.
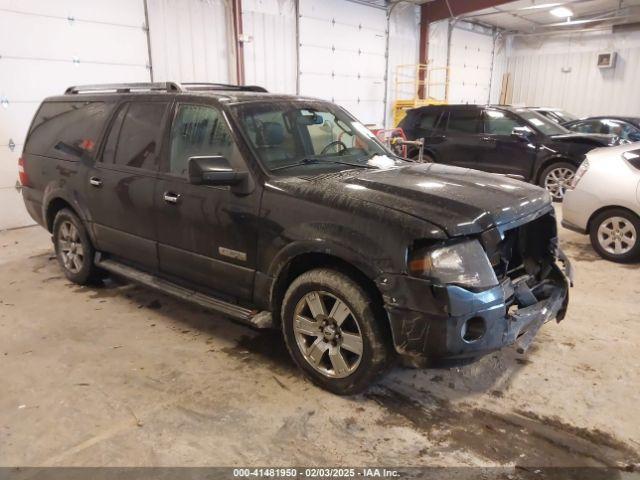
[550,132,617,146]
[290,163,552,237]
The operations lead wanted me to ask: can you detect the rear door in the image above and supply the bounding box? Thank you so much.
[86,99,171,270]
[476,108,537,180]
[154,102,261,302]
[432,107,483,169]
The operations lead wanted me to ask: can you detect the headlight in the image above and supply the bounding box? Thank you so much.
[408,239,498,289]
[569,159,589,189]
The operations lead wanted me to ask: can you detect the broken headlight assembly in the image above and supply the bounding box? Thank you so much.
[569,159,589,189]
[408,239,499,290]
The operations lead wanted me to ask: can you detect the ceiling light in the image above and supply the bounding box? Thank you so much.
[521,3,563,10]
[550,6,573,18]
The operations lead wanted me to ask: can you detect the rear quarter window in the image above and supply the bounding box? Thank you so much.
[24,101,113,161]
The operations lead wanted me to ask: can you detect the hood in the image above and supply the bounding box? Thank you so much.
[287,163,552,237]
[585,141,640,162]
[550,132,618,146]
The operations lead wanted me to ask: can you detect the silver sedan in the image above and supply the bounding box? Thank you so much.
[563,143,640,262]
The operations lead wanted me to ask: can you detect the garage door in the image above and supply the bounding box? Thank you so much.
[0,0,150,230]
[448,23,495,104]
[298,0,387,126]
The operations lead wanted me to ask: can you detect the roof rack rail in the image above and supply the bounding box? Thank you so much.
[180,82,268,93]
[64,82,182,95]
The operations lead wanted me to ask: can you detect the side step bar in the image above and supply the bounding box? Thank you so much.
[95,257,273,329]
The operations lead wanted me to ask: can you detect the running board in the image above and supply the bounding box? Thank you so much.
[95,257,273,329]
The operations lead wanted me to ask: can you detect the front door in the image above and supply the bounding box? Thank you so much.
[476,108,537,180]
[86,100,171,270]
[154,103,260,302]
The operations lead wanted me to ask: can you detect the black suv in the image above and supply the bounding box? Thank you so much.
[20,83,571,394]
[398,104,617,201]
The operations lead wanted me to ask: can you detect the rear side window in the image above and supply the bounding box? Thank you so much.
[416,111,441,130]
[25,101,112,161]
[101,105,128,165]
[113,102,169,170]
[446,109,481,134]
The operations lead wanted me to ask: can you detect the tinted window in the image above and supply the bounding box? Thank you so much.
[446,109,481,134]
[169,104,241,177]
[417,111,441,130]
[25,101,112,160]
[514,109,568,136]
[115,102,168,170]
[484,110,524,135]
[101,104,128,164]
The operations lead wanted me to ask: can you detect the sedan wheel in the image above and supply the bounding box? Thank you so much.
[293,291,363,379]
[596,216,637,256]
[543,166,575,201]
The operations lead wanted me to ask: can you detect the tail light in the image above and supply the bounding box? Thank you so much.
[18,156,30,187]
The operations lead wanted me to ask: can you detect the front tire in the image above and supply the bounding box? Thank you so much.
[589,208,640,263]
[53,208,101,284]
[539,162,576,202]
[281,268,391,395]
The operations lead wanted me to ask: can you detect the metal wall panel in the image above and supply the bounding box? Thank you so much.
[242,0,297,94]
[506,31,640,117]
[0,0,149,229]
[298,0,388,126]
[146,0,235,83]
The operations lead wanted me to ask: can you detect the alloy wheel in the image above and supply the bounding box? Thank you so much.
[293,291,363,379]
[544,167,575,200]
[57,221,84,273]
[597,216,637,255]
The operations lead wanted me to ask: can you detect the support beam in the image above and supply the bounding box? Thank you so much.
[231,0,245,85]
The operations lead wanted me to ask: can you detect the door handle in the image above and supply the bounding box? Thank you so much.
[480,136,495,142]
[163,191,181,204]
[89,177,103,187]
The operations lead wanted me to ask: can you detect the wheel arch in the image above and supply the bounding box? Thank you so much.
[45,197,78,232]
[535,156,579,184]
[269,251,388,334]
[587,205,640,233]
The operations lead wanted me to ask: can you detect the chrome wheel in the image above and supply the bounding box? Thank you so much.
[293,291,363,379]
[57,220,84,273]
[597,216,637,255]
[544,167,575,200]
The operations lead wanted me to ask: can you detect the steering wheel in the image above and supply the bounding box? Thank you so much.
[320,140,348,156]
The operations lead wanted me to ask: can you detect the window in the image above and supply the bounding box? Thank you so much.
[416,111,441,130]
[101,105,128,164]
[514,109,568,136]
[484,110,523,135]
[598,119,640,142]
[114,102,168,170]
[25,101,113,161]
[169,104,241,177]
[446,109,481,134]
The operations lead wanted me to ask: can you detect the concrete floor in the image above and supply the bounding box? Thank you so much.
[1,217,639,468]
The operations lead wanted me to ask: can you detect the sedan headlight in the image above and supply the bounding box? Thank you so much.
[408,239,499,290]
[569,159,589,189]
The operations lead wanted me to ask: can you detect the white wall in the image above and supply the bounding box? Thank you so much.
[387,2,420,125]
[506,30,640,117]
[146,0,235,83]
[0,0,150,230]
[242,0,297,94]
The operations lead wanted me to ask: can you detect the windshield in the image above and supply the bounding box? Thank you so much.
[230,101,401,176]
[552,110,577,123]
[516,109,570,136]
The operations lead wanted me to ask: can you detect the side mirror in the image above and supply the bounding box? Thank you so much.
[511,126,533,141]
[188,156,249,190]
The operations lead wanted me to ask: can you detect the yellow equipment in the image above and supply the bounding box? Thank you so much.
[392,63,448,126]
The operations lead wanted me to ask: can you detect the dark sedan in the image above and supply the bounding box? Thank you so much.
[398,104,618,201]
[563,116,640,143]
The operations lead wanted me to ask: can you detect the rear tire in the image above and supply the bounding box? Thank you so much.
[52,209,102,284]
[538,162,576,202]
[589,208,640,263]
[281,268,392,395]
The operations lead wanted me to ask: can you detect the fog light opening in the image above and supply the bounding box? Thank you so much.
[462,317,486,343]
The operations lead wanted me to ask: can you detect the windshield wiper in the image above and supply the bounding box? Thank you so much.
[270,156,376,172]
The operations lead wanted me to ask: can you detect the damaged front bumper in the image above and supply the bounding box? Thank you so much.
[377,249,572,360]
